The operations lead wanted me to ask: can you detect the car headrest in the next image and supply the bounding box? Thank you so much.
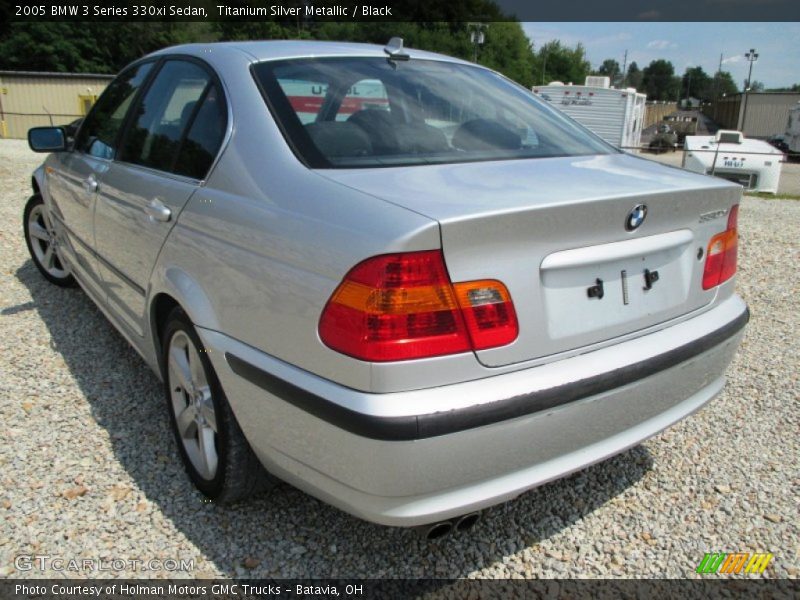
[452,119,521,151]
[305,121,373,158]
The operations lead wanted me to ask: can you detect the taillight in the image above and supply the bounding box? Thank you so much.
[702,204,739,290]
[319,250,518,361]
[453,280,518,350]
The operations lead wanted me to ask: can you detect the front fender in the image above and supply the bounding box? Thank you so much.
[32,164,46,197]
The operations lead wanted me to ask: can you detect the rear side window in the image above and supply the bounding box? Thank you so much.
[172,84,227,179]
[119,60,224,177]
[76,62,153,159]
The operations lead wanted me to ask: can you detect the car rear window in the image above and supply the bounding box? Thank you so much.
[252,57,616,169]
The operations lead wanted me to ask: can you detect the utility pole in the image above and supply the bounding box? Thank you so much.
[541,51,548,85]
[744,48,758,90]
[741,48,759,133]
[685,69,693,108]
[711,53,723,123]
[621,50,628,88]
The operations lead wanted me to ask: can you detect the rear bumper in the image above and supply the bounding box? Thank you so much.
[200,295,748,526]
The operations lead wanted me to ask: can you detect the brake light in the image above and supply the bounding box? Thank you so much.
[319,251,518,361]
[702,204,738,290]
[453,280,518,350]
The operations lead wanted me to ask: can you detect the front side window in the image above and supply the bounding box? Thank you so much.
[75,62,153,159]
[254,58,616,168]
[118,60,214,174]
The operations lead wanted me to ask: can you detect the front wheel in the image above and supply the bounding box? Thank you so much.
[23,194,75,287]
[162,307,271,503]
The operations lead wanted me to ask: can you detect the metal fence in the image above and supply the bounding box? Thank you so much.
[621,146,800,197]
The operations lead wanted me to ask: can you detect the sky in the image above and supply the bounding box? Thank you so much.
[521,22,800,89]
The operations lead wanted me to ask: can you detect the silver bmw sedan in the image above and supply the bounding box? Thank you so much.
[24,40,747,533]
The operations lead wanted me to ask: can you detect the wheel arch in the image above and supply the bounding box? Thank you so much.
[149,266,221,377]
[32,165,45,196]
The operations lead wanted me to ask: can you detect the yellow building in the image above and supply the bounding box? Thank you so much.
[0,70,114,139]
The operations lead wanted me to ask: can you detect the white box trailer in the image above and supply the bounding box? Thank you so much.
[532,78,647,149]
[683,130,783,193]
[786,104,800,154]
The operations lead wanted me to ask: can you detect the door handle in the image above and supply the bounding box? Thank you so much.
[82,175,98,193]
[144,198,172,223]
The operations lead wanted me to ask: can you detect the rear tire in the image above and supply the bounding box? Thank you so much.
[162,307,271,503]
[23,194,76,287]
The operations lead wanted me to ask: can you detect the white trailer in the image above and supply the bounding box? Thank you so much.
[532,77,647,149]
[786,104,800,154]
[683,130,783,193]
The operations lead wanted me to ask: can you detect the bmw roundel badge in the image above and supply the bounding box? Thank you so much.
[625,204,648,231]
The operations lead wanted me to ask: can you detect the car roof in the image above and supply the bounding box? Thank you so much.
[148,40,474,66]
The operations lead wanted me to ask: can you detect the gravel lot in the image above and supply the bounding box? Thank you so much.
[0,139,797,580]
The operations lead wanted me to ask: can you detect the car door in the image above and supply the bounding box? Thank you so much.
[46,61,155,300]
[93,59,228,336]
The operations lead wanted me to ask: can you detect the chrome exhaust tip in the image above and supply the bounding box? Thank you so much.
[422,521,454,540]
[455,512,481,532]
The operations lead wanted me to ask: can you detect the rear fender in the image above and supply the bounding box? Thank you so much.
[148,265,221,378]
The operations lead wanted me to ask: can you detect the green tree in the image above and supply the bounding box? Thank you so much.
[0,22,191,73]
[535,40,591,86]
[747,80,765,92]
[626,61,643,90]
[0,23,106,72]
[766,83,800,92]
[472,22,535,87]
[0,12,538,88]
[312,22,473,61]
[596,58,622,87]
[642,59,680,101]
[712,70,739,98]
[682,66,712,101]
[218,20,537,87]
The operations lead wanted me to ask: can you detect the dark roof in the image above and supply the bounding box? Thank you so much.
[728,91,800,97]
[0,70,114,80]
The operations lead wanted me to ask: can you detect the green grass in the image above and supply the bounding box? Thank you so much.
[744,192,800,201]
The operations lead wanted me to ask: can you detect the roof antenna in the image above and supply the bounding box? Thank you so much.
[384,37,410,63]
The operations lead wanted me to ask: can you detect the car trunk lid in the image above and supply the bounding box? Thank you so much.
[317,153,742,366]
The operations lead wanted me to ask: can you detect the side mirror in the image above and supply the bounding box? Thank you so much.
[28,127,67,153]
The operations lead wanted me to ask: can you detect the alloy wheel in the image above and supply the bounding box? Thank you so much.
[27,204,69,280]
[167,330,219,480]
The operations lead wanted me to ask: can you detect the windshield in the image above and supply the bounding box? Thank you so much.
[253,57,617,168]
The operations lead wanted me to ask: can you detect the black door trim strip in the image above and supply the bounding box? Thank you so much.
[226,307,749,441]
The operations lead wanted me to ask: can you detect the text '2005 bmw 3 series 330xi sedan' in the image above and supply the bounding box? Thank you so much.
[24,39,748,532]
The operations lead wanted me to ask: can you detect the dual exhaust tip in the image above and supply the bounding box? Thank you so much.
[420,512,481,540]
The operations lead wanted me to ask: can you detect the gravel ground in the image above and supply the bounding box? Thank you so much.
[0,139,798,580]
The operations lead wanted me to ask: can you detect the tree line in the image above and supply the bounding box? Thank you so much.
[0,20,794,101]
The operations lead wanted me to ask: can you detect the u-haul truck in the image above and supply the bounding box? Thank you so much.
[786,104,800,155]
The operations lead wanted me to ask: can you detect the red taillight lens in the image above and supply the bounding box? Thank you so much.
[702,204,739,290]
[319,251,518,361]
[453,280,518,350]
